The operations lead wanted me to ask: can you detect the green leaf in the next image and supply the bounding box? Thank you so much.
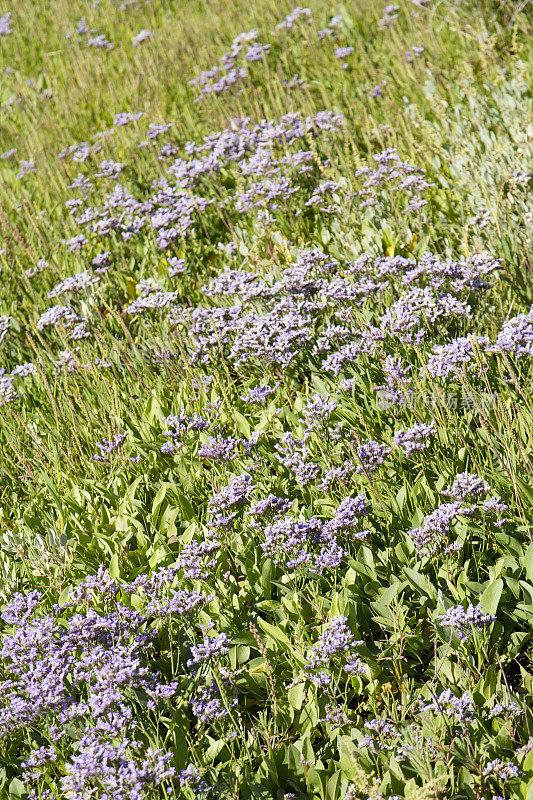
[288,682,306,710]
[480,579,503,615]
[109,553,120,580]
[523,543,533,582]
[326,771,342,800]
[403,567,436,600]
[151,483,167,523]
[261,558,273,600]
[8,779,25,799]
[338,736,360,781]
[233,409,251,438]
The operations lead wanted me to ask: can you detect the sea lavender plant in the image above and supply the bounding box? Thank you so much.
[410,501,464,557]
[355,440,391,473]
[435,603,496,641]
[393,422,436,455]
[444,471,490,501]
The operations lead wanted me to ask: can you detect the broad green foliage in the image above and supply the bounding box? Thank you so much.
[0,1,532,799]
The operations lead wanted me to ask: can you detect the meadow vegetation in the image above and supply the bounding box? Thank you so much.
[0,0,532,798]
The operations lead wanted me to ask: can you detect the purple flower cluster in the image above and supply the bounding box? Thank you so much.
[426,336,490,379]
[240,383,278,403]
[324,495,369,539]
[249,494,292,518]
[302,393,338,429]
[92,432,127,462]
[306,616,364,677]
[421,690,475,722]
[356,439,391,474]
[444,471,490,501]
[393,422,436,455]
[275,6,312,31]
[161,411,209,453]
[261,513,344,573]
[187,629,231,667]
[47,269,100,298]
[0,567,211,797]
[208,473,253,527]
[374,355,413,407]
[192,680,237,723]
[189,29,270,100]
[435,603,496,641]
[410,501,464,557]
[198,434,240,462]
[276,431,320,485]
[487,308,533,357]
[0,11,12,35]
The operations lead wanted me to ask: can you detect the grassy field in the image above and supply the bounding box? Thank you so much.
[0,0,532,798]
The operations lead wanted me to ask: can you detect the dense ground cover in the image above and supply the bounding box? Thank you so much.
[0,1,532,798]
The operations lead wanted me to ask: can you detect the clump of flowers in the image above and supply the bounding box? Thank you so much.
[444,471,490,501]
[393,422,436,455]
[0,567,212,798]
[435,603,496,641]
[305,616,364,682]
[356,439,391,473]
[92,432,127,462]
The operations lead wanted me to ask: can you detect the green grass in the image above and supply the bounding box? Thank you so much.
[0,0,532,798]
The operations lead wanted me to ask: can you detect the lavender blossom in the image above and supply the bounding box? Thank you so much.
[198,435,239,462]
[92,432,127,462]
[187,630,231,666]
[249,494,292,517]
[240,383,279,403]
[410,501,464,557]
[435,603,496,641]
[0,314,11,344]
[427,337,490,379]
[421,690,475,722]
[487,308,533,357]
[444,472,490,501]
[325,495,369,537]
[0,12,12,35]
[132,29,152,46]
[393,422,436,455]
[356,440,391,473]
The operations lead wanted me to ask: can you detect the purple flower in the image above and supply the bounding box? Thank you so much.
[249,494,292,517]
[208,474,253,515]
[132,29,152,46]
[482,759,522,781]
[92,432,127,462]
[306,616,361,668]
[319,460,355,491]
[37,305,80,331]
[421,689,475,722]
[302,393,337,429]
[275,7,312,31]
[427,337,490,379]
[393,422,436,455]
[0,567,209,797]
[325,495,369,536]
[0,12,12,35]
[187,630,231,666]
[192,682,236,723]
[198,435,239,462]
[334,46,353,59]
[410,501,464,557]
[240,383,279,403]
[48,269,99,298]
[444,471,490,501]
[356,440,391,473]
[435,603,496,641]
[487,308,533,357]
